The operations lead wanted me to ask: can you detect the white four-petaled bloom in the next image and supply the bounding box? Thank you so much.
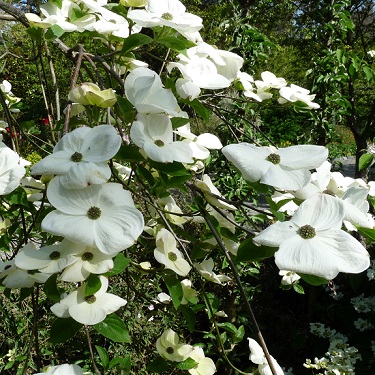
[31,125,121,189]
[222,143,328,191]
[50,276,126,325]
[194,258,231,284]
[42,178,144,255]
[188,347,217,375]
[130,113,193,163]
[127,0,203,34]
[34,363,84,375]
[154,228,191,276]
[253,194,370,280]
[248,338,284,375]
[156,328,194,362]
[0,146,25,195]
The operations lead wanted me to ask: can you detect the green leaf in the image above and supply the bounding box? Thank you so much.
[358,153,374,171]
[164,175,191,189]
[45,25,65,40]
[121,33,153,55]
[51,0,63,8]
[175,357,199,370]
[189,99,210,123]
[179,305,196,332]
[94,314,131,343]
[96,346,109,370]
[43,274,61,302]
[292,283,305,294]
[5,187,29,206]
[163,274,183,309]
[146,357,169,372]
[363,66,373,82]
[358,226,375,242]
[149,161,190,176]
[85,274,102,296]
[104,253,131,277]
[137,165,155,186]
[115,145,145,162]
[109,355,131,372]
[50,318,83,344]
[115,95,136,124]
[236,238,277,262]
[157,35,196,52]
[171,117,190,129]
[298,273,329,286]
[217,322,239,335]
[26,27,44,43]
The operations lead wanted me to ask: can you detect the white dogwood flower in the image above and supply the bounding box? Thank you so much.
[188,347,216,375]
[35,363,84,375]
[253,194,370,280]
[31,125,121,189]
[51,276,126,325]
[222,143,328,191]
[156,328,193,362]
[154,228,191,276]
[194,258,231,284]
[127,0,203,34]
[130,113,193,163]
[42,179,144,255]
[125,67,182,116]
[248,338,284,375]
[0,146,25,195]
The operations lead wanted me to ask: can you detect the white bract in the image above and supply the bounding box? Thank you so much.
[248,338,284,375]
[188,347,217,375]
[154,228,191,276]
[0,258,51,288]
[125,67,182,116]
[51,276,126,325]
[60,245,114,282]
[194,258,231,284]
[34,364,84,375]
[222,143,328,190]
[175,124,222,160]
[279,270,301,285]
[278,84,320,109]
[42,178,144,255]
[130,113,193,163]
[127,0,203,34]
[194,174,236,210]
[253,194,370,280]
[0,146,25,195]
[15,241,77,274]
[31,125,121,189]
[156,328,194,362]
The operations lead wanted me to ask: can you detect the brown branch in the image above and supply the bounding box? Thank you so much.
[0,1,29,27]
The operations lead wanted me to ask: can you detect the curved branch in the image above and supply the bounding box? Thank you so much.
[0,1,29,27]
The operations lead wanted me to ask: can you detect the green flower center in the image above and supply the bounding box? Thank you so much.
[154,139,165,147]
[87,206,101,220]
[85,295,96,304]
[162,12,173,20]
[168,252,178,262]
[82,252,94,261]
[299,224,316,239]
[323,189,335,196]
[266,153,280,164]
[49,251,61,260]
[71,151,83,162]
[166,347,174,354]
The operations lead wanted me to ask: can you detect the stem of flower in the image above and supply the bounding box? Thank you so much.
[199,205,279,375]
[85,325,102,375]
[63,44,84,136]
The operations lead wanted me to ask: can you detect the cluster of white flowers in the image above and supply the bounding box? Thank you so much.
[305,323,362,374]
[156,329,216,375]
